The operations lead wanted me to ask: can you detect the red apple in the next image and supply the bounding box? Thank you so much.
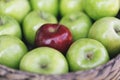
[34,23,73,54]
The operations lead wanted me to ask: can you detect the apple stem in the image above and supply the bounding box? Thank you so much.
[56,24,61,31]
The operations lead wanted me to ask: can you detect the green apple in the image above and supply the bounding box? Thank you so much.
[0,15,22,39]
[60,12,92,41]
[60,0,83,16]
[83,0,120,20]
[29,0,58,16]
[88,17,120,57]
[22,10,58,45]
[0,0,31,23]
[20,47,68,75]
[0,35,28,69]
[66,38,109,71]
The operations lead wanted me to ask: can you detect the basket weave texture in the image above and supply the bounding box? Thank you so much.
[0,54,120,80]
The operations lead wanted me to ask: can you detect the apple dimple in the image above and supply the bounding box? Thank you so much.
[48,27,56,33]
[49,24,62,33]
[69,15,81,22]
[48,25,60,33]
[114,26,120,36]
[0,17,8,26]
[39,11,49,21]
[0,18,4,25]
[4,0,11,3]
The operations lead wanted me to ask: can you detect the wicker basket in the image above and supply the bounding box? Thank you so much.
[0,53,119,80]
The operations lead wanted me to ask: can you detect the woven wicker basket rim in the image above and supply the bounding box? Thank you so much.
[0,54,120,80]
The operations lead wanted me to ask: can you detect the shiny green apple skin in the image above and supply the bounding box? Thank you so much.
[0,35,28,69]
[20,47,68,75]
[60,0,83,16]
[0,0,31,23]
[30,0,59,16]
[0,15,22,39]
[88,17,120,57]
[22,11,58,45]
[66,38,109,71]
[60,12,92,41]
[83,0,120,20]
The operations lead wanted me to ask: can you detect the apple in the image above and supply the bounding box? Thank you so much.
[88,17,120,58]
[34,23,73,54]
[66,38,109,71]
[60,0,83,16]
[22,10,58,45]
[0,35,28,69]
[60,12,92,41]
[29,0,59,16]
[0,0,31,23]
[0,15,22,39]
[83,0,120,20]
[20,47,68,75]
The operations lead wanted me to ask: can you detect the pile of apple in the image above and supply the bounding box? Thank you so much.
[0,0,120,75]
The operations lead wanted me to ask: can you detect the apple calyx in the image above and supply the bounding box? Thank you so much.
[114,26,120,35]
[86,53,93,60]
[41,64,48,69]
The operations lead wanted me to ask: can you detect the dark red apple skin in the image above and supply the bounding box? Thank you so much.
[35,23,73,55]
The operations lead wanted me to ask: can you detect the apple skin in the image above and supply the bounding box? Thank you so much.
[60,0,83,16]
[88,17,120,58]
[0,35,28,69]
[0,15,22,39]
[22,10,58,45]
[0,0,31,23]
[30,0,58,16]
[60,12,92,41]
[83,0,120,20]
[66,38,109,71]
[20,47,68,75]
[35,23,73,54]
